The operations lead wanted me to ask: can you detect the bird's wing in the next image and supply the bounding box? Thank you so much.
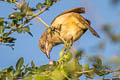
[51,7,100,38]
[51,7,85,24]
[77,15,100,38]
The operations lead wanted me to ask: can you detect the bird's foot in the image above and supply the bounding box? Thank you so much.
[64,36,73,51]
[51,24,62,32]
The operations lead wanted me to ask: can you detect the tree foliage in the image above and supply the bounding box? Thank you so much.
[0,0,120,80]
[0,51,119,80]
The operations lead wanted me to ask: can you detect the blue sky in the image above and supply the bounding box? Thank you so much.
[0,0,119,73]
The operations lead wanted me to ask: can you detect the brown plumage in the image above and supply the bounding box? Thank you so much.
[39,7,100,59]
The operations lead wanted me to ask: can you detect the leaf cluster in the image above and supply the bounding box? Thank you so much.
[0,0,59,49]
[0,51,120,80]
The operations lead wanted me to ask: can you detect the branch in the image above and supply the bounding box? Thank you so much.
[8,1,50,35]
[15,1,50,28]
[8,7,48,34]
[15,2,22,7]
[75,69,120,75]
[17,7,48,28]
[75,70,93,74]
[106,70,120,73]
[36,16,50,28]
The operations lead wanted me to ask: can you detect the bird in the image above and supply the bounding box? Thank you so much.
[39,7,100,59]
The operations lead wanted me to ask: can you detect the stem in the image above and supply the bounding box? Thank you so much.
[36,16,50,28]
[15,1,50,28]
[75,70,93,74]
[8,7,48,34]
[75,69,120,75]
[15,2,22,7]
[18,7,48,29]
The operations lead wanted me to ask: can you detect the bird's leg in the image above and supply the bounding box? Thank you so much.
[52,25,67,59]
[59,41,67,58]
[68,36,73,50]
[53,25,73,59]
[48,24,62,37]
[58,35,73,59]
[65,35,73,51]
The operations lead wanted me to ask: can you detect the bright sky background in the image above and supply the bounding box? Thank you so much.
[0,0,119,75]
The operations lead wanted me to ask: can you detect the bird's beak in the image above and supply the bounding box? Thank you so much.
[46,51,50,59]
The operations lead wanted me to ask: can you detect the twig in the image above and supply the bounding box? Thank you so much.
[75,70,93,74]
[75,69,120,75]
[15,2,22,7]
[15,1,50,28]
[8,1,49,34]
[36,16,50,28]
[8,7,48,34]
[18,7,48,29]
[106,70,120,73]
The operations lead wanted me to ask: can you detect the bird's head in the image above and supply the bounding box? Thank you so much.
[39,32,53,59]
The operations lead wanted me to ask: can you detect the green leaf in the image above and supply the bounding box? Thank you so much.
[59,47,65,58]
[16,57,24,70]
[0,17,4,22]
[84,63,89,70]
[9,12,24,20]
[23,26,30,32]
[97,57,102,66]
[33,74,50,80]
[6,37,16,43]
[0,25,4,35]
[12,0,16,3]
[8,0,13,4]
[94,69,107,76]
[60,66,70,80]
[27,10,33,16]
[2,68,8,72]
[63,51,72,62]
[36,3,42,9]
[37,64,49,72]
[75,50,83,59]
[7,66,15,72]
[17,28,23,34]
[84,73,93,79]
[45,0,52,6]
[23,74,33,80]
[31,60,35,68]
[24,64,29,75]
[21,2,28,13]
[3,33,9,38]
[50,69,65,80]
[14,70,20,76]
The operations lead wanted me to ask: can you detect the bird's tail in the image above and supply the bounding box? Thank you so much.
[85,23,100,38]
[84,19,100,38]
